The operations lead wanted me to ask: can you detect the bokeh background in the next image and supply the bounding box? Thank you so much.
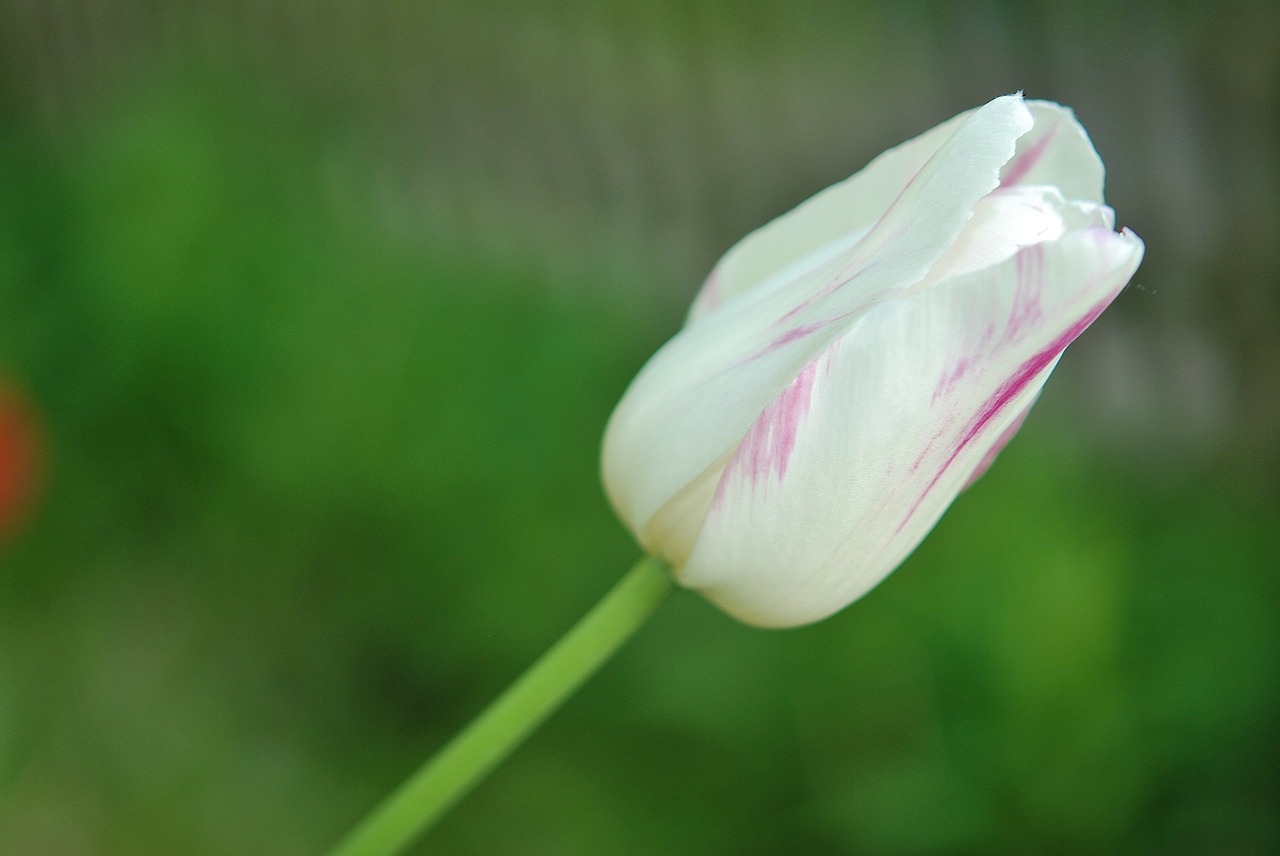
[1,1,1277,854]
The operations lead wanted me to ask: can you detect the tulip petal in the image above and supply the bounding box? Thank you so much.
[688,94,1039,324]
[1000,101,1105,204]
[604,96,1035,546]
[679,227,1144,628]
[915,185,1114,288]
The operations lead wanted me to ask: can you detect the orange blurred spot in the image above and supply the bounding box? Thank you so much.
[0,383,42,543]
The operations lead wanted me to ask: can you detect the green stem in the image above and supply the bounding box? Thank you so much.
[323,555,673,856]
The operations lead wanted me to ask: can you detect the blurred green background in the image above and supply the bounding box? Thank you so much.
[1,1,1277,854]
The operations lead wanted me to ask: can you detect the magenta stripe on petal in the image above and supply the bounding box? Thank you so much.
[713,357,822,510]
[758,322,826,357]
[898,272,1124,535]
[1007,244,1046,339]
[962,403,1031,488]
[1000,121,1060,188]
[957,290,1113,457]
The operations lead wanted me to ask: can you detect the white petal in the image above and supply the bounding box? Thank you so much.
[688,94,1033,324]
[1000,101,1105,203]
[915,185,1115,288]
[679,227,1144,628]
[603,96,1035,548]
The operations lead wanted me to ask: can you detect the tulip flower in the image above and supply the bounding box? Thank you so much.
[602,93,1143,628]
[326,94,1143,856]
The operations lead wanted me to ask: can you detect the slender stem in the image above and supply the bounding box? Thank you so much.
[323,556,673,856]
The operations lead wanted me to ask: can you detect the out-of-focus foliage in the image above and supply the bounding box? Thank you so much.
[0,2,1276,855]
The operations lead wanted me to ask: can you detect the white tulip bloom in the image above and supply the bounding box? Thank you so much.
[602,94,1144,628]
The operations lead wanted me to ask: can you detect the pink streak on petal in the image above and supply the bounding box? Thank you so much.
[1006,244,1046,341]
[759,140,938,332]
[963,402,1032,489]
[933,244,1045,404]
[747,313,849,365]
[896,280,1122,535]
[999,121,1060,188]
[737,322,825,368]
[740,307,863,368]
[712,357,822,511]
[762,322,826,354]
[774,256,880,331]
[933,355,975,403]
[777,148,932,324]
[957,291,1111,457]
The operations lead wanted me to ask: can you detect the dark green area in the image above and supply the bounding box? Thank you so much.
[1,3,1277,854]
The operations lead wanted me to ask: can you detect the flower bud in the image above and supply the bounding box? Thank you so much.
[602,94,1143,628]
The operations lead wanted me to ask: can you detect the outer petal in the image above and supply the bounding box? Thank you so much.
[680,227,1144,628]
[689,96,1013,323]
[688,99,1104,324]
[603,96,1035,549]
